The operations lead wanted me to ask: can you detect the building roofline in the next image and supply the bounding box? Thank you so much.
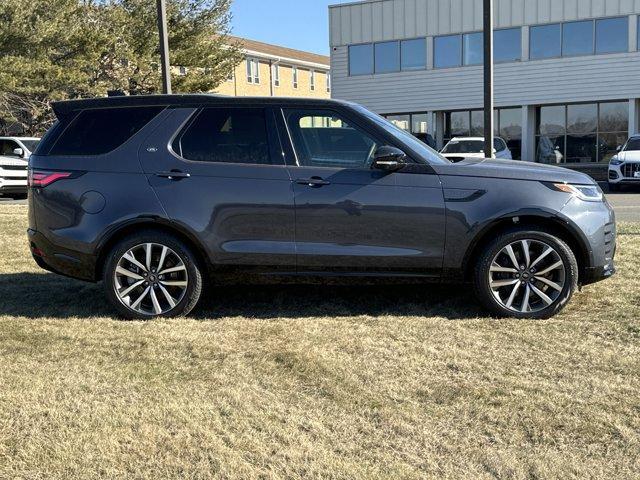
[229,36,330,69]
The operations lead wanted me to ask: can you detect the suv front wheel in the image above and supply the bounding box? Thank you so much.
[103,231,203,319]
[474,228,579,319]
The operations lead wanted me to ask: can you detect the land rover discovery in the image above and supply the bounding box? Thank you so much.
[28,95,616,319]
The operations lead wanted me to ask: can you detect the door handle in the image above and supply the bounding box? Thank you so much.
[296,176,331,187]
[156,170,191,180]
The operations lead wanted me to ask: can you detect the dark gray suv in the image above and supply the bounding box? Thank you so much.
[28,95,616,319]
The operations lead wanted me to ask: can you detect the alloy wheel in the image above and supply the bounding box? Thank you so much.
[488,239,566,313]
[113,243,188,316]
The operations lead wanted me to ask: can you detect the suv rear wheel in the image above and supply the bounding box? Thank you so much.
[103,231,203,319]
[474,227,578,319]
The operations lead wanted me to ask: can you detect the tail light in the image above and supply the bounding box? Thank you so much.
[28,170,73,188]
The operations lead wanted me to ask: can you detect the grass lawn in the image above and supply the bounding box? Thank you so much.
[0,204,638,479]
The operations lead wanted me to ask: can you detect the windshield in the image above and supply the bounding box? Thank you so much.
[442,140,484,154]
[351,105,450,165]
[21,140,40,152]
[624,138,640,151]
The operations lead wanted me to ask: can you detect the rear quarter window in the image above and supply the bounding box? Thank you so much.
[49,106,164,156]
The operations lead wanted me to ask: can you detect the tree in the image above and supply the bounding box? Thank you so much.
[0,0,242,135]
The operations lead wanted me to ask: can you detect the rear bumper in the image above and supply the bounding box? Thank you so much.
[27,228,97,282]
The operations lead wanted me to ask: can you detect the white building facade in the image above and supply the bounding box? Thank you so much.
[329,0,640,177]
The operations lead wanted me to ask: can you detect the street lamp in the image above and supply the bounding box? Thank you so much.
[157,0,172,94]
[483,0,493,159]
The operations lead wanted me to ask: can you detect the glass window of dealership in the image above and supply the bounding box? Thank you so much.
[340,8,640,172]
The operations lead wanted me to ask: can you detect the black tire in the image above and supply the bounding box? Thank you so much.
[103,230,203,320]
[473,227,579,319]
[11,194,28,200]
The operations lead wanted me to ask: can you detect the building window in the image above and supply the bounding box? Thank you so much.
[536,101,628,164]
[384,112,436,148]
[562,20,593,57]
[495,28,522,62]
[434,34,462,68]
[401,38,426,70]
[246,58,259,84]
[595,17,628,54]
[444,108,522,159]
[530,23,562,59]
[374,41,400,73]
[349,43,374,75]
[273,64,280,87]
[463,32,483,66]
[292,66,298,88]
[530,18,628,60]
[326,72,331,93]
[310,70,316,90]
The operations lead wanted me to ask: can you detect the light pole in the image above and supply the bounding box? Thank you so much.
[156,0,172,94]
[483,0,493,159]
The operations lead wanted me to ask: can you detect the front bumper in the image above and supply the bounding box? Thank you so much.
[560,197,616,286]
[608,162,640,183]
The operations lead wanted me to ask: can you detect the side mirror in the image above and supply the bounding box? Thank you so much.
[12,147,24,158]
[372,145,406,171]
[616,145,623,152]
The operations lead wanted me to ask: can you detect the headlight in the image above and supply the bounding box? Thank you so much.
[610,156,623,166]
[551,182,603,202]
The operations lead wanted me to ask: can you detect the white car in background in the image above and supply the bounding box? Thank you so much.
[440,137,512,162]
[608,135,640,192]
[0,137,40,199]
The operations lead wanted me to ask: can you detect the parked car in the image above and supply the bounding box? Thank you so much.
[608,135,640,191]
[440,136,512,162]
[0,136,40,199]
[28,95,615,320]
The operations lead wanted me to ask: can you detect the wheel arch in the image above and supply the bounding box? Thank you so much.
[94,218,210,281]
[462,212,592,284]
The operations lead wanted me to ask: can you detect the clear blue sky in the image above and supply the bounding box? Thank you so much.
[231,0,352,55]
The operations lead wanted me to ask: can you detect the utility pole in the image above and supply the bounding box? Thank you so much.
[483,0,493,159]
[156,0,172,94]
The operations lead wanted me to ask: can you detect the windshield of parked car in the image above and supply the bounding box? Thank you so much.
[21,140,40,152]
[442,140,485,154]
[351,105,450,165]
[623,138,640,151]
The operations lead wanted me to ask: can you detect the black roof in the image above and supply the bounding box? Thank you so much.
[52,94,353,117]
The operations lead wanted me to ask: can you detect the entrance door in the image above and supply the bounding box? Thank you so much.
[281,108,445,276]
[139,106,295,272]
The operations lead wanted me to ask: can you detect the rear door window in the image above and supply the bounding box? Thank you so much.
[172,107,273,165]
[49,106,164,156]
[283,109,379,169]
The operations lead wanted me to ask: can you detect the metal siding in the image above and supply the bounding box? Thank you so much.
[362,2,373,41]
[450,0,463,32]
[372,1,384,42]
[405,0,417,38]
[330,7,342,47]
[416,0,428,36]
[383,1,395,39]
[329,0,640,45]
[461,0,474,31]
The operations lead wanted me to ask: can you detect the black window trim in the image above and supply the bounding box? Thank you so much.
[168,105,285,168]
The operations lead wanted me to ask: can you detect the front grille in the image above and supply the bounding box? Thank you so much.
[604,222,615,262]
[621,162,640,178]
[1,165,27,172]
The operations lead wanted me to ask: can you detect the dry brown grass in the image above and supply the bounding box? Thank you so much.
[0,204,638,479]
